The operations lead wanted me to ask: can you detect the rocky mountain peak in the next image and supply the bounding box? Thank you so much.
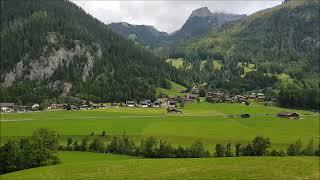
[190,7,213,18]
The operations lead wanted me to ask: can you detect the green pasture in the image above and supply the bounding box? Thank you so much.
[156,80,186,97]
[1,102,318,149]
[1,151,319,180]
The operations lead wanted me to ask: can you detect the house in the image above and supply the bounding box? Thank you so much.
[257,93,265,101]
[153,100,161,108]
[48,104,65,110]
[139,101,148,108]
[0,103,15,112]
[167,100,176,108]
[31,103,40,110]
[17,105,31,112]
[144,100,152,107]
[125,101,136,107]
[167,107,182,113]
[111,102,119,107]
[278,112,300,119]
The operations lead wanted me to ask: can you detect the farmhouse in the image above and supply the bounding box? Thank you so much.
[153,100,161,107]
[278,112,300,119]
[139,101,148,108]
[0,103,15,112]
[126,101,136,107]
[31,103,40,110]
[168,100,176,108]
[111,102,119,107]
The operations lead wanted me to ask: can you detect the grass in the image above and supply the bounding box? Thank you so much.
[1,151,319,180]
[165,58,185,69]
[212,60,223,70]
[1,102,318,149]
[156,80,186,97]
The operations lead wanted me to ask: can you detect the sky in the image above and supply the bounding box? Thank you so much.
[71,1,283,33]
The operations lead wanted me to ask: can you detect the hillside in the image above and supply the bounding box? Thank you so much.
[108,22,169,47]
[0,0,174,103]
[171,0,319,109]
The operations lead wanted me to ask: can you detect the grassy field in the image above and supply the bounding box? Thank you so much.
[1,151,319,180]
[1,102,319,149]
[156,80,186,97]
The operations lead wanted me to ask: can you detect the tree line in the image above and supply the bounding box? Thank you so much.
[0,128,60,175]
[60,131,320,158]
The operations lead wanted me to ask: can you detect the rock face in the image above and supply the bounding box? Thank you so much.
[190,7,213,18]
[108,7,246,47]
[2,32,101,96]
[171,7,247,40]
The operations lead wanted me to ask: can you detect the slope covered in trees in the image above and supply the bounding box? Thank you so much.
[0,0,175,103]
[169,0,319,109]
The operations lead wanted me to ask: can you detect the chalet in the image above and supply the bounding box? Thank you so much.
[111,102,119,107]
[167,107,182,113]
[257,93,265,101]
[145,100,152,107]
[0,103,15,112]
[17,105,31,112]
[191,86,200,94]
[168,100,176,108]
[139,101,148,108]
[278,112,300,119]
[125,101,136,107]
[31,103,40,110]
[48,104,65,110]
[153,100,161,108]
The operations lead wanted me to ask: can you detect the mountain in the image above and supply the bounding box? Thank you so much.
[108,22,169,47]
[177,0,319,109]
[171,7,246,41]
[108,7,246,49]
[0,0,174,103]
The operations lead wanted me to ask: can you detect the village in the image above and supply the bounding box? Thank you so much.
[0,87,300,119]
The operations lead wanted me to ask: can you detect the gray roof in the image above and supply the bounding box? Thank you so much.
[0,103,15,107]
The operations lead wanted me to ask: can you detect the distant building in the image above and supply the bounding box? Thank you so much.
[139,101,148,108]
[278,112,300,119]
[126,101,136,107]
[168,100,176,108]
[31,103,40,110]
[0,103,15,112]
[153,100,161,108]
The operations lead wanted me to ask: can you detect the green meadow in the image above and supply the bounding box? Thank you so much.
[1,102,319,149]
[1,102,319,179]
[1,151,319,180]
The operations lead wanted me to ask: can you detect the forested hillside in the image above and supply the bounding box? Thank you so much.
[0,0,176,103]
[168,0,319,109]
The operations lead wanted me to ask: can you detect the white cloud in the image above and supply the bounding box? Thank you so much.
[71,0,283,33]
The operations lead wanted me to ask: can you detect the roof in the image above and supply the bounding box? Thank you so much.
[278,112,299,116]
[0,103,15,107]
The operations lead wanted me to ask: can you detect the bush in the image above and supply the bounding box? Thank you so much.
[252,136,271,156]
[287,140,303,156]
[235,143,241,157]
[215,144,225,157]
[0,128,60,175]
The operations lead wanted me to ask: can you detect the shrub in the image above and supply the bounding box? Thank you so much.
[215,144,226,157]
[287,139,303,156]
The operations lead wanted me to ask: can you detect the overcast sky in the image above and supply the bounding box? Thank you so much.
[71,1,283,33]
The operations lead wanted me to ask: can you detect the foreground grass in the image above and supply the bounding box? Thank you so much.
[1,151,319,180]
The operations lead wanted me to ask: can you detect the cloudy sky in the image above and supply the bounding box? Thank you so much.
[71,1,283,33]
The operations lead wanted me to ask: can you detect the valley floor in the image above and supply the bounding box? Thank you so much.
[1,151,319,180]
